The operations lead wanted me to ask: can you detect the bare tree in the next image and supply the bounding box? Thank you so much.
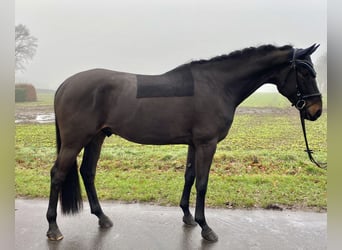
[15,24,38,72]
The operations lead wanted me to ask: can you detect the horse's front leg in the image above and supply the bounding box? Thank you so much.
[194,141,218,242]
[180,145,197,226]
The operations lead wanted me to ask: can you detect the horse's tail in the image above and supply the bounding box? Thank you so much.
[55,117,83,214]
[60,163,83,214]
[55,117,61,154]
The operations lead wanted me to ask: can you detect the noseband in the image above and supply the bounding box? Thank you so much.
[289,49,322,110]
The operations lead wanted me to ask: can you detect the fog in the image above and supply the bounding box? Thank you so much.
[15,0,327,91]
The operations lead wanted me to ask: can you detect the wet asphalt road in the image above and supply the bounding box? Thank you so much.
[15,199,326,250]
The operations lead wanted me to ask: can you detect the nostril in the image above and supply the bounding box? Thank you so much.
[313,109,322,120]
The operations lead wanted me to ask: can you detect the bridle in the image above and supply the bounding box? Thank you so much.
[288,49,327,169]
[290,49,322,110]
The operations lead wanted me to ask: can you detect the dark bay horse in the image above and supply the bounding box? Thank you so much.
[46,44,322,242]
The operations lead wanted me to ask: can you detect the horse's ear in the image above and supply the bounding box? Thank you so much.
[296,44,320,58]
[308,43,320,55]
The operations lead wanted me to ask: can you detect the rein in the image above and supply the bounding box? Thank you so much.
[299,112,327,169]
[290,49,327,170]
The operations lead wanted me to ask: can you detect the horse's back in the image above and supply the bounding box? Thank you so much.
[56,69,135,102]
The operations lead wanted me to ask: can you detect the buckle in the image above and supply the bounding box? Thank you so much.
[295,99,306,110]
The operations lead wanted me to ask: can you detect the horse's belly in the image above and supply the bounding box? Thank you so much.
[109,111,192,145]
[114,125,192,145]
[107,96,194,145]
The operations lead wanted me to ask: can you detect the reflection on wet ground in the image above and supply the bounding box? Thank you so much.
[15,199,326,250]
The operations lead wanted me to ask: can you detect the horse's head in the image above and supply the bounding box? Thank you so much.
[277,44,322,121]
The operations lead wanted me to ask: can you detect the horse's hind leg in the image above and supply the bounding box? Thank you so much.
[46,146,81,240]
[80,132,113,228]
[46,161,64,240]
[180,145,197,226]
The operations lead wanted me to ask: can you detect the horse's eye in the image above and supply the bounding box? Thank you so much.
[301,70,310,78]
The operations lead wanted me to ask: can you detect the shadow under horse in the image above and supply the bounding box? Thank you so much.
[46,44,322,242]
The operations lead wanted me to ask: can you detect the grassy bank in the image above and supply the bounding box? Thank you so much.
[15,98,327,210]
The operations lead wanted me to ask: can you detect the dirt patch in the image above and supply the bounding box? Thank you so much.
[15,105,54,124]
[236,106,298,115]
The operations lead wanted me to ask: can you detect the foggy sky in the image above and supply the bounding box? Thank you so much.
[15,0,327,91]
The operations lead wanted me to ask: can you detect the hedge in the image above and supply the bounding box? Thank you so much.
[15,84,37,102]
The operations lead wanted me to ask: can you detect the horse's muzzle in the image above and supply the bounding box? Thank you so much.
[305,106,322,121]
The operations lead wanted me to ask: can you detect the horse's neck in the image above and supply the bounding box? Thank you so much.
[213,50,291,106]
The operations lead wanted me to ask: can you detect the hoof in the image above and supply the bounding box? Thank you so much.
[47,228,64,241]
[99,214,113,228]
[201,227,218,242]
[183,215,197,226]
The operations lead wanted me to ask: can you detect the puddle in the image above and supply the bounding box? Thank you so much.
[36,113,55,123]
[15,113,55,124]
[15,105,55,124]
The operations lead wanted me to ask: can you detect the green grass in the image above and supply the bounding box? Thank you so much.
[240,92,327,108]
[15,94,327,210]
[240,92,289,108]
[15,91,54,107]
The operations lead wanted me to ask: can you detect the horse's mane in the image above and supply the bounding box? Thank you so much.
[190,44,293,65]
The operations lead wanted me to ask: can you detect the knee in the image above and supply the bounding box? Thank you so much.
[184,165,195,183]
[184,172,195,184]
[196,181,208,196]
[50,163,59,178]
